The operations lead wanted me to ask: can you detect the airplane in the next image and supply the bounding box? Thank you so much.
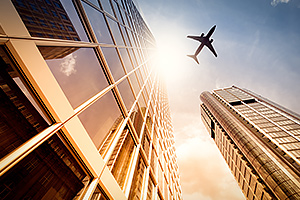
[187,25,217,64]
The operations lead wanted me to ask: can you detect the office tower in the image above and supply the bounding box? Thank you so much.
[0,0,183,200]
[200,86,300,200]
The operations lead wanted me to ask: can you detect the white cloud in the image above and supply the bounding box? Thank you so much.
[271,0,290,6]
[60,54,77,76]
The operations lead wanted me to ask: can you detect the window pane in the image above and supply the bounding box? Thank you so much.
[107,17,124,46]
[113,2,124,24]
[130,105,143,137]
[83,2,113,44]
[78,91,122,149]
[121,26,130,46]
[99,0,113,16]
[128,72,140,96]
[128,155,146,200]
[101,47,125,81]
[12,0,89,41]
[0,133,88,200]
[109,128,136,189]
[117,78,135,110]
[119,48,134,73]
[0,47,49,159]
[39,47,108,108]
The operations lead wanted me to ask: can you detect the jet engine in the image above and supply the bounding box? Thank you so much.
[200,33,204,37]
[210,39,214,43]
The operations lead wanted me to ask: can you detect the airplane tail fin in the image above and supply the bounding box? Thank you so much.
[187,54,199,64]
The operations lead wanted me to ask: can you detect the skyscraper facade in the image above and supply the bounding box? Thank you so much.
[0,0,182,200]
[200,86,300,200]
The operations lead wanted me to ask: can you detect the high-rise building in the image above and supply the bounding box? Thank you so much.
[0,0,182,200]
[200,86,300,200]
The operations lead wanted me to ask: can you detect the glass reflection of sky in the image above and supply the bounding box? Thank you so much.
[107,17,125,46]
[42,47,108,108]
[78,91,122,149]
[99,0,114,16]
[119,48,134,73]
[101,47,125,81]
[83,2,113,44]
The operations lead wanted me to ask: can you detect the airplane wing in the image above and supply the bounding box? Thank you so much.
[187,35,203,42]
[205,42,217,57]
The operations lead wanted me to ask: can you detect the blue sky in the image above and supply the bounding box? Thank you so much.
[137,0,300,199]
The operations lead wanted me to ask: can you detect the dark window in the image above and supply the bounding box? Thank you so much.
[67,26,74,32]
[26,16,35,24]
[29,3,38,11]
[41,7,49,15]
[16,0,26,7]
[50,22,57,29]
[54,2,62,9]
[60,13,68,20]
[51,10,58,17]
[59,24,65,30]
[39,19,47,27]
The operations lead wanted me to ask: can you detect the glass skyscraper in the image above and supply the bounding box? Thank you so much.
[0,0,182,199]
[200,86,300,200]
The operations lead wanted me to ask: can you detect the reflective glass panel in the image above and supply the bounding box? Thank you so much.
[78,91,122,149]
[113,2,124,24]
[87,0,100,8]
[101,47,125,81]
[0,133,87,200]
[0,47,49,159]
[128,73,140,96]
[119,48,134,73]
[128,155,146,200]
[110,128,136,189]
[83,2,113,44]
[39,47,108,108]
[117,78,135,110]
[130,105,143,137]
[107,17,124,46]
[99,0,113,16]
[12,0,89,41]
[121,26,131,46]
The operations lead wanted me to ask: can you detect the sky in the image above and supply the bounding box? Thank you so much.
[136,0,300,199]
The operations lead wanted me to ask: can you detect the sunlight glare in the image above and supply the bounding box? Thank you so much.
[155,34,190,81]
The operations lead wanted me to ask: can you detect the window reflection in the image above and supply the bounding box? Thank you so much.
[78,91,122,149]
[119,48,134,73]
[128,155,146,200]
[107,17,124,46]
[0,133,88,200]
[83,2,113,44]
[0,47,49,159]
[128,73,140,96]
[109,128,136,189]
[12,0,89,41]
[130,105,144,138]
[101,47,125,81]
[39,47,108,108]
[117,78,135,110]
[121,26,131,46]
[99,0,114,16]
[113,2,124,24]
